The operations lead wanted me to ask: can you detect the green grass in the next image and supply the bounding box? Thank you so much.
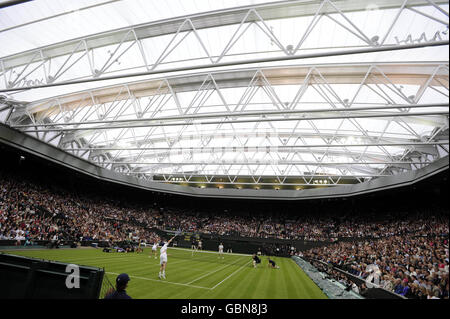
[0,247,327,299]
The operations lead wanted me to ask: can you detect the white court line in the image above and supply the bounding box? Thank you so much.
[152,258,186,267]
[106,271,211,290]
[210,261,252,290]
[185,257,245,285]
[144,263,205,273]
[38,254,150,264]
[87,255,195,270]
[146,258,204,272]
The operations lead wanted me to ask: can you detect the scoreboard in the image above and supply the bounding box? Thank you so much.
[164,230,199,245]
[184,232,200,242]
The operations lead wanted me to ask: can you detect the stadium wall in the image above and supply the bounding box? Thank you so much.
[164,231,333,256]
[292,256,363,299]
[0,253,104,299]
[301,257,407,299]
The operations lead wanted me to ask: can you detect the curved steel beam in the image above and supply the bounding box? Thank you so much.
[60,128,446,146]
[2,0,447,69]
[1,41,448,94]
[20,63,449,118]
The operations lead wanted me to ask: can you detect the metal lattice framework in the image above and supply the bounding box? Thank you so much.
[0,0,448,192]
[2,62,448,187]
[0,0,448,91]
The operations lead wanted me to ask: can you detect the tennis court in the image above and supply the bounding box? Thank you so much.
[1,247,327,299]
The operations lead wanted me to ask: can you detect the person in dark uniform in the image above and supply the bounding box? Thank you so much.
[268,257,280,269]
[252,254,261,268]
[191,237,197,256]
[104,273,132,299]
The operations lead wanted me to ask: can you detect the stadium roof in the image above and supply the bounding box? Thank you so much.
[0,0,448,198]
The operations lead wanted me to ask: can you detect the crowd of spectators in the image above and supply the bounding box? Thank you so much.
[0,175,161,246]
[307,259,368,296]
[304,235,449,299]
[161,208,448,242]
[1,172,448,245]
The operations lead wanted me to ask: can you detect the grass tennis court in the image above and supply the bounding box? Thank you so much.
[0,247,327,299]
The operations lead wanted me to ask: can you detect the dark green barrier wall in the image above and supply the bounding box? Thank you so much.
[0,253,104,299]
[169,232,330,256]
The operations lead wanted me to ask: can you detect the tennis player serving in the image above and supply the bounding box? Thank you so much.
[158,234,177,279]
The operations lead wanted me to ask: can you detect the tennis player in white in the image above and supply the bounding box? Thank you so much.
[151,242,158,259]
[159,236,176,279]
[218,243,224,259]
